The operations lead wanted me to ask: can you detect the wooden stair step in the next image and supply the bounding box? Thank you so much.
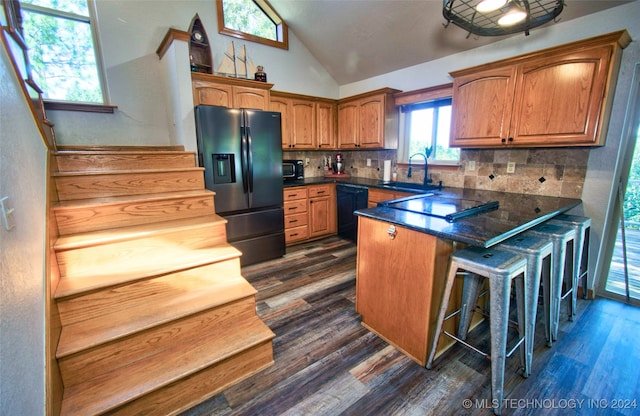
[55,243,241,299]
[59,314,274,416]
[53,189,217,235]
[55,150,196,172]
[53,167,205,200]
[56,270,255,358]
[107,341,274,416]
[54,214,226,252]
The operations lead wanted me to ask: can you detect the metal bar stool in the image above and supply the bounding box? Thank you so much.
[426,246,527,416]
[548,214,591,303]
[526,223,576,346]
[498,235,553,377]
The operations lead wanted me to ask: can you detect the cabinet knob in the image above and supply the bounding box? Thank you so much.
[508,137,514,142]
[387,225,397,240]
[501,138,506,143]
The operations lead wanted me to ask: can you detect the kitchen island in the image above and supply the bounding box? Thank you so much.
[353,187,581,366]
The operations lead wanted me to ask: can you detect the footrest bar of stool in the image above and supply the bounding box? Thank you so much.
[506,336,526,358]
[444,308,462,322]
[443,330,490,358]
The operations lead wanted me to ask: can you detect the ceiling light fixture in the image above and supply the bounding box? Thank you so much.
[498,3,527,26]
[443,0,565,37]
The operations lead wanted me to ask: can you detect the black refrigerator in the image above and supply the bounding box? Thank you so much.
[195,105,285,266]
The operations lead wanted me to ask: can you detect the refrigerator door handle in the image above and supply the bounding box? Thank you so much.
[240,126,250,194]
[246,126,254,194]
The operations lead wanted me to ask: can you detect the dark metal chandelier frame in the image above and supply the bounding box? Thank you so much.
[443,0,565,37]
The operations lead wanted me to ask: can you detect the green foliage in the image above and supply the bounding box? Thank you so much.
[624,129,640,229]
[21,0,103,103]
[222,0,277,41]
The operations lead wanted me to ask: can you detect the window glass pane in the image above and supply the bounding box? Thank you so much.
[222,0,277,41]
[435,105,459,160]
[22,9,102,103]
[405,103,459,162]
[22,0,88,17]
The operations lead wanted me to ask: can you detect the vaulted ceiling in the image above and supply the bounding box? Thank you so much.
[269,0,633,84]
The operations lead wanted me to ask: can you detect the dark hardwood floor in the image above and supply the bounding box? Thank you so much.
[182,236,640,416]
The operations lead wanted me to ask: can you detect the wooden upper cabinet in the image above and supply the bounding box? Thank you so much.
[449,30,630,148]
[191,73,272,110]
[337,101,359,148]
[338,88,400,149]
[270,91,338,150]
[269,96,292,148]
[450,66,516,147]
[291,99,316,149]
[233,86,270,110]
[316,101,337,149]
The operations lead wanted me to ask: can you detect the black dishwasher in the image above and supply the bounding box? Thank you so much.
[336,184,368,242]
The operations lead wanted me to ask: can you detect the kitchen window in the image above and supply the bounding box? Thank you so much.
[398,97,459,164]
[20,0,109,108]
[217,0,288,50]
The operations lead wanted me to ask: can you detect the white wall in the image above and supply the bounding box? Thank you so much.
[0,37,48,415]
[48,0,340,146]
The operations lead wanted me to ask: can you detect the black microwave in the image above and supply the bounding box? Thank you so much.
[283,159,304,181]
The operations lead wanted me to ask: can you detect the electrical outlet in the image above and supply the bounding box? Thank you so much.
[507,162,516,173]
[366,158,371,167]
[0,196,15,231]
[467,161,475,171]
[305,158,310,166]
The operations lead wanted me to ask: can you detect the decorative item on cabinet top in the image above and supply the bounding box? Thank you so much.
[188,14,212,74]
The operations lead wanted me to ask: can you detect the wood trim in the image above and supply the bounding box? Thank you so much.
[156,28,190,59]
[394,83,453,106]
[339,87,402,104]
[191,72,274,90]
[450,30,630,78]
[44,101,117,113]
[271,89,337,104]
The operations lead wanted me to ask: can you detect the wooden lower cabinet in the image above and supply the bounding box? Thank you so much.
[355,216,461,366]
[367,188,412,208]
[284,184,336,245]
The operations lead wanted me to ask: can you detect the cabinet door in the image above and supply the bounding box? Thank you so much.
[270,96,292,149]
[308,184,337,237]
[316,101,336,149]
[291,99,316,149]
[450,66,517,147]
[511,46,612,146]
[359,95,385,148]
[193,82,233,107]
[233,86,269,110]
[338,101,359,148]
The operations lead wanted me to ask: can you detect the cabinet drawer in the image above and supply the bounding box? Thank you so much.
[368,188,396,204]
[285,225,309,243]
[285,199,307,214]
[284,212,308,229]
[308,184,333,198]
[284,187,308,201]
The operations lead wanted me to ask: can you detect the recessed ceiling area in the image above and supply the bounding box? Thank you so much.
[269,0,633,84]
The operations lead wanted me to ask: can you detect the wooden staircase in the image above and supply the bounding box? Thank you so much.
[51,146,275,415]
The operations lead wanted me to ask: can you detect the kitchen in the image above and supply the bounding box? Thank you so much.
[2,1,640,415]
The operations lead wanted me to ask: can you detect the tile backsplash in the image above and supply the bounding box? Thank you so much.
[284,147,588,199]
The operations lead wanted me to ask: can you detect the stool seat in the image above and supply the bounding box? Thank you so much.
[526,223,576,346]
[548,214,591,302]
[499,234,553,376]
[427,245,528,415]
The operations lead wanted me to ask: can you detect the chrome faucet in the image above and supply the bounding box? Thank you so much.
[407,147,433,186]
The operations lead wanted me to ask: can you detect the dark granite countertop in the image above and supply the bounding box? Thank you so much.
[282,176,581,247]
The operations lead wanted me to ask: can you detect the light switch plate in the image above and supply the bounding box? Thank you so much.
[0,196,15,231]
[467,161,475,171]
[366,158,371,167]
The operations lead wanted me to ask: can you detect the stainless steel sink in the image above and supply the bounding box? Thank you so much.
[379,181,442,192]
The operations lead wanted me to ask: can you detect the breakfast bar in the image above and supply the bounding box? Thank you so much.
[353,187,581,366]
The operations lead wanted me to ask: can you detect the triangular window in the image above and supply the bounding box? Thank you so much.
[217,0,288,50]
